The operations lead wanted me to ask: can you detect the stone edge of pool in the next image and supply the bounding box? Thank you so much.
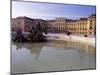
[44,33,95,47]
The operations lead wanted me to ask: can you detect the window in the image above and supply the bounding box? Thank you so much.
[90,20,92,25]
[90,32,92,34]
[90,26,92,29]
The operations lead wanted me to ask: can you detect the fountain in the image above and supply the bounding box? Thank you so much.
[13,22,47,42]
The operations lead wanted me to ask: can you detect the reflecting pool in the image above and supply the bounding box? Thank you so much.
[11,40,96,74]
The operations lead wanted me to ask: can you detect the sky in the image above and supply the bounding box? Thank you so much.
[12,1,96,20]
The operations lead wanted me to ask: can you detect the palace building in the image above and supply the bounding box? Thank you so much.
[11,14,96,36]
[11,16,47,32]
[47,14,96,36]
[11,16,35,31]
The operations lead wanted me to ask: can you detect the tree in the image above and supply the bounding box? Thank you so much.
[66,31,71,36]
[84,35,87,37]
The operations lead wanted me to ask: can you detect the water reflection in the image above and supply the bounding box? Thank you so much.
[11,40,96,74]
[46,40,95,57]
[12,42,46,60]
